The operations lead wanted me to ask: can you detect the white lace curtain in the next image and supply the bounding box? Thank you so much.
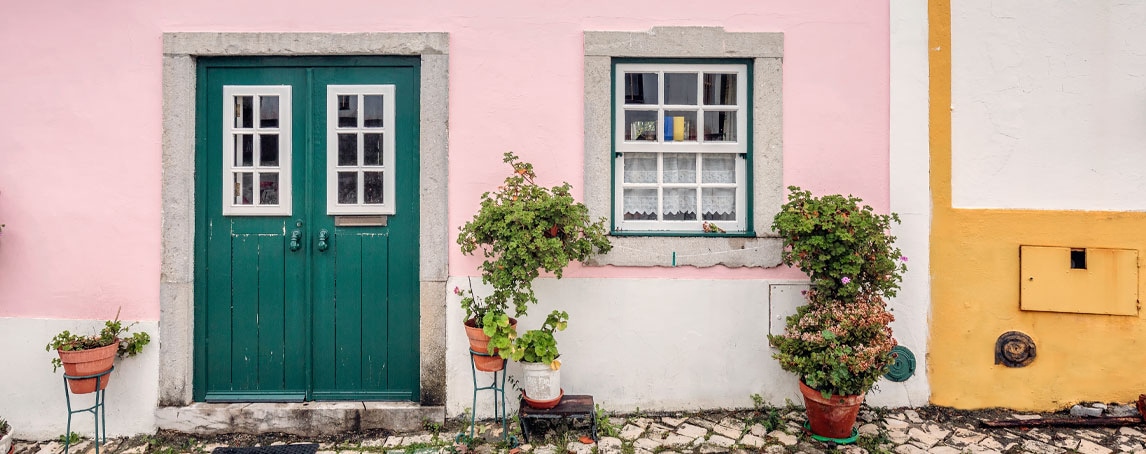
[623,153,737,219]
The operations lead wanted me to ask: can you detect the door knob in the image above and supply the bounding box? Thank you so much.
[289,230,302,252]
[317,229,330,252]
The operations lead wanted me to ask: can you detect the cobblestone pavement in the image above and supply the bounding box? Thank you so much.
[10,405,1146,454]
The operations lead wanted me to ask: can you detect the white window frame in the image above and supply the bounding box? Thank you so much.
[222,85,292,216]
[614,63,749,233]
[326,85,397,215]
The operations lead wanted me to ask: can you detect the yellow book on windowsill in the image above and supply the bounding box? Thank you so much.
[673,116,685,141]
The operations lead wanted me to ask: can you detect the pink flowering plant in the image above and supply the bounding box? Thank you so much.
[768,186,907,397]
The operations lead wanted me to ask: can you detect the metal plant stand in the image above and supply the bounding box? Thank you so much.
[458,350,515,447]
[62,366,113,454]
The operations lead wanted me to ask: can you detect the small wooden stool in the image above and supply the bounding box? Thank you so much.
[518,395,597,443]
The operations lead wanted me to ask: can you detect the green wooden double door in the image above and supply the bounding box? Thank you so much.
[194,57,420,402]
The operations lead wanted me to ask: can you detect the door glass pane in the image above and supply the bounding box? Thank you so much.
[623,153,657,183]
[664,73,698,105]
[702,188,736,220]
[363,95,384,127]
[663,188,697,220]
[703,111,737,142]
[235,172,254,205]
[338,134,358,166]
[235,134,253,166]
[364,172,384,204]
[235,96,253,128]
[702,74,737,105]
[259,96,279,128]
[337,95,358,127]
[624,73,658,105]
[663,111,697,141]
[701,154,736,183]
[259,173,279,205]
[338,172,358,204]
[259,134,279,166]
[624,110,657,141]
[623,188,658,220]
[363,133,383,166]
[662,153,696,183]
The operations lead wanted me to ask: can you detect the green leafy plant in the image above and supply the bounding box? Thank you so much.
[767,187,904,398]
[58,432,81,444]
[457,151,612,357]
[510,310,568,368]
[45,313,151,372]
[770,186,907,304]
[595,404,620,438]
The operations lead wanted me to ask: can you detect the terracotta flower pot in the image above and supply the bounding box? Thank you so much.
[58,342,118,394]
[522,388,564,410]
[463,318,516,372]
[799,381,864,439]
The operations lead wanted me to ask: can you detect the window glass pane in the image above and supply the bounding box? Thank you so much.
[662,153,696,183]
[702,188,736,220]
[235,134,253,167]
[259,134,279,166]
[623,188,658,220]
[338,134,358,166]
[338,172,358,204]
[259,173,279,205]
[663,111,697,141]
[235,96,253,128]
[624,110,657,141]
[702,154,736,183]
[363,95,384,127]
[363,133,383,166]
[703,74,737,105]
[337,95,358,128]
[235,172,253,205]
[364,172,384,204]
[623,153,657,183]
[624,73,659,105]
[259,96,279,128]
[664,73,698,105]
[703,111,737,142]
[663,188,697,220]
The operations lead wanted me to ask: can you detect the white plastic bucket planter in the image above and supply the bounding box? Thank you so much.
[521,362,561,401]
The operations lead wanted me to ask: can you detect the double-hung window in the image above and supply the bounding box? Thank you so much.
[614,63,749,233]
[584,27,783,267]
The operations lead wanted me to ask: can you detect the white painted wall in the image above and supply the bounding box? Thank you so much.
[952,1,1146,211]
[884,0,931,407]
[445,277,928,418]
[0,318,159,440]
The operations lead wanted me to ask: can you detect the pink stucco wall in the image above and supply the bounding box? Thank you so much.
[0,1,890,319]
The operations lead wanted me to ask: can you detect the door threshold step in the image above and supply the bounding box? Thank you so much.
[156,402,445,436]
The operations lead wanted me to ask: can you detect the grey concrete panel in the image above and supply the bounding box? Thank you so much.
[163,32,449,56]
[588,236,783,268]
[585,27,782,58]
[160,53,197,406]
[158,281,193,406]
[419,281,447,406]
[582,27,785,268]
[155,402,443,435]
[753,58,784,235]
[420,54,450,282]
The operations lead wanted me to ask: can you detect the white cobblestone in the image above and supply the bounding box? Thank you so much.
[1076,439,1113,454]
[676,423,708,439]
[767,430,797,446]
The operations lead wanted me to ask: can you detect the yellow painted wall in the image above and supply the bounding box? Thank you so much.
[929,0,1146,410]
